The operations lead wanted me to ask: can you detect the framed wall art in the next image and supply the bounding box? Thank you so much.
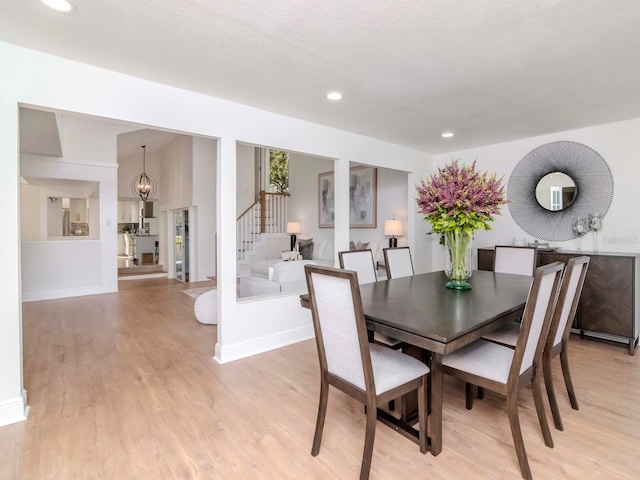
[318,166,377,228]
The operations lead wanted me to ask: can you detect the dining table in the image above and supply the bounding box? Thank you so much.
[300,269,532,456]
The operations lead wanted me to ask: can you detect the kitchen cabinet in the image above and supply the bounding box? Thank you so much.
[69,198,87,223]
[118,200,140,223]
[478,247,639,355]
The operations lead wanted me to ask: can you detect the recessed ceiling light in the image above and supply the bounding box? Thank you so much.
[41,0,75,12]
[326,91,343,101]
[441,132,454,138]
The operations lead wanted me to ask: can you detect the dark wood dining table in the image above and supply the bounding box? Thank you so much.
[300,269,532,456]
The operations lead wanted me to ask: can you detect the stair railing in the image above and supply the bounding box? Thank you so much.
[236,191,290,260]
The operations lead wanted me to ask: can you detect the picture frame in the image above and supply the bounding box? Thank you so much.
[318,166,377,228]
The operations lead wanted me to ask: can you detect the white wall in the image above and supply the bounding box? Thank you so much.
[19,155,118,302]
[288,153,335,250]
[192,136,217,280]
[236,143,256,216]
[159,135,193,212]
[20,184,42,242]
[0,41,429,426]
[431,118,640,270]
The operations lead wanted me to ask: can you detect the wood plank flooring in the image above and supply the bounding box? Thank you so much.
[2,278,639,479]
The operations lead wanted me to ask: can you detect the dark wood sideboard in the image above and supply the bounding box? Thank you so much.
[478,247,640,355]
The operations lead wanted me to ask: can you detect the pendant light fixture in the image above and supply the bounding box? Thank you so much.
[131,145,157,200]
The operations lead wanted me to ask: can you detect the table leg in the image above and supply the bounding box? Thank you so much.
[429,352,443,456]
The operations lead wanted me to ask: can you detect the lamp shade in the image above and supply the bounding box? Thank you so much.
[286,222,301,234]
[384,219,403,236]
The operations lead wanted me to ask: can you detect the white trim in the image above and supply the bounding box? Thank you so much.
[0,389,28,427]
[118,273,168,281]
[22,285,114,302]
[214,324,314,364]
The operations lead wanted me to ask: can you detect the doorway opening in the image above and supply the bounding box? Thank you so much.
[174,209,189,282]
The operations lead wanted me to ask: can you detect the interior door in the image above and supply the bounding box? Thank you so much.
[173,209,189,282]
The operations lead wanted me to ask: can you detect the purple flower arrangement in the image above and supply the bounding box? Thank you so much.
[416,159,507,235]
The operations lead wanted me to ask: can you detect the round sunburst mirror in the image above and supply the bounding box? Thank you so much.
[508,141,613,241]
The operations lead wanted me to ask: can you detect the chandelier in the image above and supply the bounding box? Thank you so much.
[131,145,157,200]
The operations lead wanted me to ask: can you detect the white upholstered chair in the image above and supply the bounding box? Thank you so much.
[443,262,564,480]
[338,249,377,284]
[304,265,429,480]
[339,248,403,410]
[339,249,402,346]
[383,247,414,279]
[493,245,537,276]
[482,256,590,431]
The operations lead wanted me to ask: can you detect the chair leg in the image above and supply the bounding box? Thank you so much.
[560,345,579,411]
[465,382,474,410]
[417,379,428,454]
[531,369,554,448]
[359,400,377,480]
[543,354,564,431]
[507,391,532,480]
[311,380,329,456]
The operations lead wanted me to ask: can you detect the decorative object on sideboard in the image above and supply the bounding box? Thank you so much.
[383,218,403,247]
[131,145,157,200]
[286,221,301,252]
[588,212,603,252]
[508,140,613,242]
[572,217,589,252]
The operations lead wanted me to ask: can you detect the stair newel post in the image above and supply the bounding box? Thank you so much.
[260,190,266,234]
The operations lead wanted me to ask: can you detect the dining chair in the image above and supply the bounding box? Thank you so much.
[482,256,590,431]
[493,245,537,276]
[304,264,429,480]
[479,245,537,367]
[339,248,403,410]
[383,246,414,279]
[339,249,378,284]
[442,261,564,480]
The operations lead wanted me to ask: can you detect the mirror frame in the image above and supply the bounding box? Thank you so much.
[535,171,577,211]
[508,141,613,241]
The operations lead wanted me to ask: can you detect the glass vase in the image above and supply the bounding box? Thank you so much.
[444,231,473,290]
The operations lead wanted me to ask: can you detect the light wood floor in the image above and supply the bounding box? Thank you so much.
[2,278,640,479]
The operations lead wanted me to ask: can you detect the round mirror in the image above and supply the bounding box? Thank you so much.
[535,172,577,211]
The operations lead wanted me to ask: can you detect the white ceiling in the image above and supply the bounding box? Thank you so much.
[3,0,640,154]
[117,129,181,161]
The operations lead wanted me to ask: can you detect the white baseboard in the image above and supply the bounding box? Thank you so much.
[214,324,314,364]
[0,389,28,427]
[22,285,114,302]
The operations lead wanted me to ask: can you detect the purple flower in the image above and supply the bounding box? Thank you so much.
[416,160,507,234]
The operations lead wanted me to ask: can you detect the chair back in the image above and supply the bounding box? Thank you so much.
[383,247,414,279]
[510,262,564,378]
[338,249,377,284]
[548,256,590,349]
[304,265,373,392]
[494,245,537,276]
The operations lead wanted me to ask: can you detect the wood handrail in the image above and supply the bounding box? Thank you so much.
[236,191,290,222]
[237,198,260,221]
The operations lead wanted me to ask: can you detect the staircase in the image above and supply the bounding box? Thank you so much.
[237,191,290,262]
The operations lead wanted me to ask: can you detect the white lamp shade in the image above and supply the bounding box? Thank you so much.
[286,222,301,234]
[384,219,403,236]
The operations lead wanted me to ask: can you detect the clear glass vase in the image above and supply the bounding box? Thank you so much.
[444,231,473,290]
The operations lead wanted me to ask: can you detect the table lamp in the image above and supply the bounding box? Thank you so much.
[384,219,403,248]
[286,221,301,252]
